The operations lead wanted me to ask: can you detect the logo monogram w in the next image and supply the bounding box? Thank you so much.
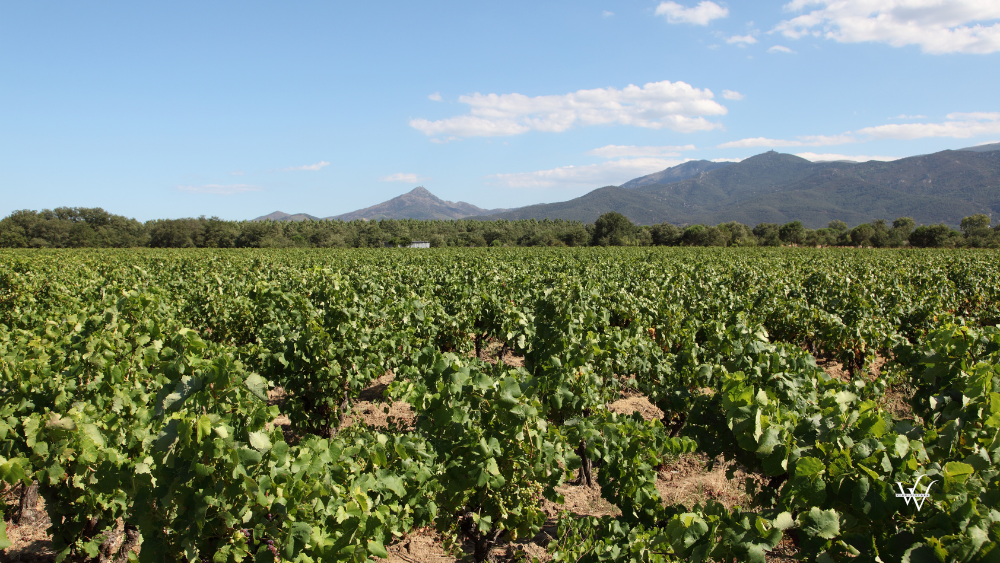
[895,474,937,511]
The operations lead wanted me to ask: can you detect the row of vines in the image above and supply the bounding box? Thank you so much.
[1,247,1000,562]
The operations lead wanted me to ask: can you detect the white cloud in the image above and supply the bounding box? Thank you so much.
[603,10,615,17]
[711,157,746,162]
[768,44,796,53]
[727,34,758,45]
[775,0,1000,54]
[587,144,696,158]
[379,173,429,183]
[794,152,901,162]
[889,114,927,119]
[655,1,729,25]
[719,112,1000,149]
[856,112,1000,139]
[281,161,330,172]
[947,111,1000,121]
[489,158,687,189]
[177,184,262,195]
[428,92,443,101]
[411,115,531,137]
[409,80,728,139]
[722,89,745,100]
[719,137,787,148]
[230,170,245,176]
[718,134,856,148]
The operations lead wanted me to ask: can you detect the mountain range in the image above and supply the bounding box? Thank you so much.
[253,187,505,222]
[328,186,506,221]
[619,160,731,188]
[254,143,1000,228]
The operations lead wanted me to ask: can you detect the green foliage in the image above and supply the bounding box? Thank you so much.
[392,349,572,560]
[4,206,999,250]
[910,224,962,248]
[0,207,147,248]
[779,221,806,245]
[592,212,638,246]
[3,247,1000,562]
[753,223,781,246]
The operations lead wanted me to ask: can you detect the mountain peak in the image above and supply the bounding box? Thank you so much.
[486,148,1000,228]
[257,211,290,221]
[252,211,321,222]
[327,187,504,221]
[742,151,810,164]
[620,160,732,189]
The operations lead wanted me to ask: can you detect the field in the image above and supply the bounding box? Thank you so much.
[2,247,1000,563]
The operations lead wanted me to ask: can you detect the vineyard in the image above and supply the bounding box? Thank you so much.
[2,247,1000,563]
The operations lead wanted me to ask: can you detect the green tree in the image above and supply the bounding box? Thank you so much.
[199,217,238,248]
[849,223,875,247]
[909,224,960,248]
[869,219,891,247]
[680,224,706,246]
[827,220,848,232]
[889,217,916,247]
[753,223,781,246]
[148,219,202,247]
[961,214,991,236]
[892,216,916,233]
[682,224,728,247]
[591,212,636,246]
[650,222,680,246]
[558,224,590,247]
[718,221,754,246]
[960,214,996,248]
[778,221,806,245]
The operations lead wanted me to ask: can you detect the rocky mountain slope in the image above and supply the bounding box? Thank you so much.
[480,148,1000,227]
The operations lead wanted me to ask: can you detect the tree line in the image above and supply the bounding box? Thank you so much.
[0,207,997,249]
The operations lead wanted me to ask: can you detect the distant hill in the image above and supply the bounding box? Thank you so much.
[960,142,1000,153]
[620,160,731,188]
[252,211,322,222]
[253,187,505,222]
[328,187,506,221]
[478,149,1000,227]
[475,186,668,225]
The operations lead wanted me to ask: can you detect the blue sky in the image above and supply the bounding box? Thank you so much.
[2,1,999,220]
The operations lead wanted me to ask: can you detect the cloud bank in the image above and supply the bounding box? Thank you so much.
[718,134,857,148]
[489,157,688,189]
[775,0,1000,54]
[719,112,1000,148]
[856,111,1000,139]
[410,80,728,139]
[587,144,696,158]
